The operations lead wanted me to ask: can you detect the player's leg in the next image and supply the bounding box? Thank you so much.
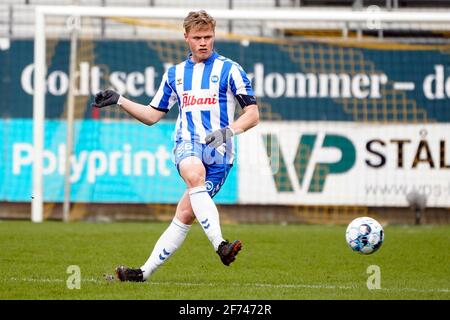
[204,162,242,266]
[180,156,242,266]
[179,156,226,252]
[116,192,194,282]
[137,191,194,280]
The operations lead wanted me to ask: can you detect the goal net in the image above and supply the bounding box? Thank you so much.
[24,6,450,222]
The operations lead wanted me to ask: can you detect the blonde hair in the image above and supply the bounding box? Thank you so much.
[183,10,216,33]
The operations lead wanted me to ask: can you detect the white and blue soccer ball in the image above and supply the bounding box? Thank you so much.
[345,217,384,255]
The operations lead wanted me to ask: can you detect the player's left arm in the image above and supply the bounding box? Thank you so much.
[228,63,260,134]
[229,103,259,135]
[205,102,259,148]
[205,64,259,148]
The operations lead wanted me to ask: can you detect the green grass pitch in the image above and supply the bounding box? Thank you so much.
[0,220,448,300]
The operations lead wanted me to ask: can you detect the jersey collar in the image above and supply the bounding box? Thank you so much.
[186,51,218,67]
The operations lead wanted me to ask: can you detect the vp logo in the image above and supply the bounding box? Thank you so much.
[262,133,356,192]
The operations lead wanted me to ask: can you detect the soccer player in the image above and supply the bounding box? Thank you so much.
[92,10,259,282]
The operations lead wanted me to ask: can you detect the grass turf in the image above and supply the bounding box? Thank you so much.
[0,221,448,300]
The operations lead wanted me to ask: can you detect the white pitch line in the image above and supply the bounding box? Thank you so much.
[151,281,449,293]
[8,277,100,283]
[5,277,449,294]
[151,281,357,290]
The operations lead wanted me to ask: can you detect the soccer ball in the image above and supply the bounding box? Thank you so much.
[345,217,384,254]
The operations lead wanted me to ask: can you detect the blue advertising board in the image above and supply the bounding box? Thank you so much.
[0,119,238,204]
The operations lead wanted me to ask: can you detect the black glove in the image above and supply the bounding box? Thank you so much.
[205,127,234,148]
[91,89,120,108]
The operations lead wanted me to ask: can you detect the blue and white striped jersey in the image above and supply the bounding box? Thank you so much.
[150,51,254,163]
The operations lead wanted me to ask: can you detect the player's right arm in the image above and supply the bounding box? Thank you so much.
[91,90,166,126]
[120,96,167,126]
[91,71,176,126]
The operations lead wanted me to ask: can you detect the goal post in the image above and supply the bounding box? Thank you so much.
[32,8,45,223]
[31,5,450,223]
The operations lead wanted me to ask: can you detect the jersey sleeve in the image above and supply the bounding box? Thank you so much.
[229,63,256,108]
[229,64,255,96]
[149,71,177,113]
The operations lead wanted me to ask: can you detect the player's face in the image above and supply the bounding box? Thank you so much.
[184,25,215,63]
